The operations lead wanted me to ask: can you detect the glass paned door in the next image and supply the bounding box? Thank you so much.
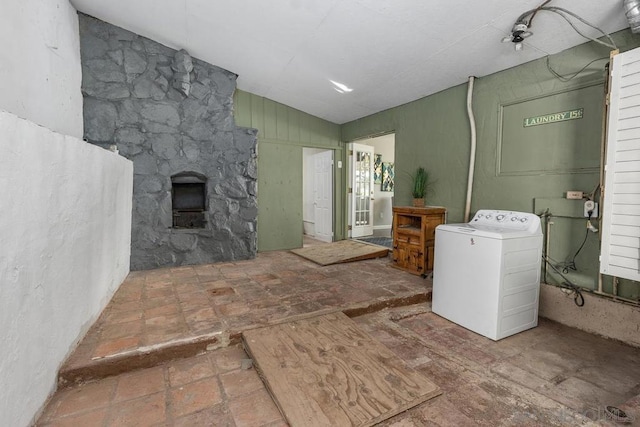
[351,143,374,237]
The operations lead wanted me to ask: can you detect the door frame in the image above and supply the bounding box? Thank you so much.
[345,132,396,239]
[349,143,375,237]
[302,147,335,243]
[312,149,333,242]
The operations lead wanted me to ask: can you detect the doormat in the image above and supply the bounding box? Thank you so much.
[291,239,388,266]
[243,312,441,427]
[355,236,392,248]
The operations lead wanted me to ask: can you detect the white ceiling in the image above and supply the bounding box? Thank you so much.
[69,0,629,124]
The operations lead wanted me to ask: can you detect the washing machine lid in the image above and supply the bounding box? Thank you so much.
[437,209,542,239]
[436,223,538,239]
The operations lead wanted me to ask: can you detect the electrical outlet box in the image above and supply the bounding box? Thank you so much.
[566,191,583,200]
[584,200,598,218]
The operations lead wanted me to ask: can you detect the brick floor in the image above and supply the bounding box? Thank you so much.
[35,244,640,426]
[38,346,284,427]
[59,250,430,386]
[38,306,640,426]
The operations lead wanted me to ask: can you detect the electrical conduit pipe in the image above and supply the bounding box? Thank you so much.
[464,76,477,222]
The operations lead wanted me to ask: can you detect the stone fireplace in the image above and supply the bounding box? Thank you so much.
[79,14,258,270]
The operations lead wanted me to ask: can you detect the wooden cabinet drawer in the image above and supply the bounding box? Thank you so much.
[395,233,422,247]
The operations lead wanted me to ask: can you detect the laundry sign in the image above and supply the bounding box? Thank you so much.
[523,108,583,127]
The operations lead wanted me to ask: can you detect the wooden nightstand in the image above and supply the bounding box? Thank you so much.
[392,206,447,277]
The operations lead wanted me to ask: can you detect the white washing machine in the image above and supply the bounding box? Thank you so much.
[432,210,543,341]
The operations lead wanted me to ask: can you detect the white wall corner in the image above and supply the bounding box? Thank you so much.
[0,0,83,138]
[0,111,132,427]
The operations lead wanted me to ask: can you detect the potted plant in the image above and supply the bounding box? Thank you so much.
[411,167,430,207]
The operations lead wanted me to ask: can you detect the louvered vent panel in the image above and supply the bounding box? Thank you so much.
[601,48,640,280]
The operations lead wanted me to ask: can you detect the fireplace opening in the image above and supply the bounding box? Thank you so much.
[172,173,206,228]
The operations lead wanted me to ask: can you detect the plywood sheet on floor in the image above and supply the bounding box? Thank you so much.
[291,239,388,266]
[243,312,441,427]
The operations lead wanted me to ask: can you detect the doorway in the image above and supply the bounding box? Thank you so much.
[302,148,334,243]
[348,134,395,238]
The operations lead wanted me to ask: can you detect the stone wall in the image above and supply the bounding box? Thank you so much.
[79,14,258,270]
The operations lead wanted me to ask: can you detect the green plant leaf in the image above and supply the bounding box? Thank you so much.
[411,167,429,198]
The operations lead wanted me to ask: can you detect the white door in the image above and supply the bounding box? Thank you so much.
[351,143,374,237]
[601,47,640,281]
[313,150,333,242]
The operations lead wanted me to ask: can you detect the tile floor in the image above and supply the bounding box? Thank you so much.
[37,243,640,426]
[60,249,428,385]
[38,345,285,427]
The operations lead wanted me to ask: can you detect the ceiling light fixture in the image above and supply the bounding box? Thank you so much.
[330,80,353,93]
[501,21,533,51]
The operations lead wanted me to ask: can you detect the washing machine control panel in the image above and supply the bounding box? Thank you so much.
[470,210,541,233]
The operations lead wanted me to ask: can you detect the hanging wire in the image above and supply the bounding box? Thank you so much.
[586,183,600,201]
[511,2,618,50]
[508,1,617,82]
[543,7,617,50]
[545,56,609,82]
[559,227,590,273]
[542,254,586,307]
[527,0,553,28]
[540,207,586,307]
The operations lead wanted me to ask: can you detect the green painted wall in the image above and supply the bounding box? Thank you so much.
[234,90,343,251]
[256,143,303,250]
[342,30,640,299]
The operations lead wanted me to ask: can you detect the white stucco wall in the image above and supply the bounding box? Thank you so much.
[0,0,83,138]
[0,111,133,427]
